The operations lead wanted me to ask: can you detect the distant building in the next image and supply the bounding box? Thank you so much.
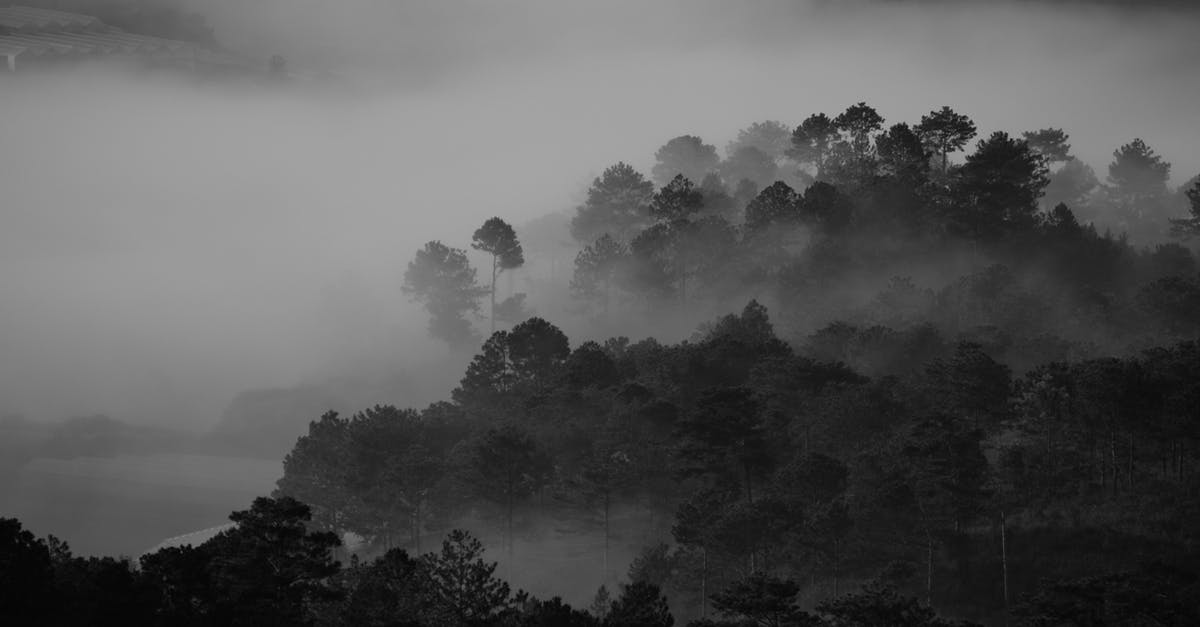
[0,4,243,73]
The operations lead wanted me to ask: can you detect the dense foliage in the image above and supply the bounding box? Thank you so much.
[5,103,1199,625]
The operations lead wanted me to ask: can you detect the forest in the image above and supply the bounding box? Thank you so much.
[4,101,1200,626]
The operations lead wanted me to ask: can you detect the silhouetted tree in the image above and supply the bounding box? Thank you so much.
[473,217,525,333]
[1022,128,1072,166]
[916,106,978,175]
[834,102,885,182]
[744,181,801,233]
[787,113,840,181]
[952,132,1049,242]
[0,518,57,625]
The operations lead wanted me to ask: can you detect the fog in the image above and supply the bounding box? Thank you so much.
[2,0,1199,436]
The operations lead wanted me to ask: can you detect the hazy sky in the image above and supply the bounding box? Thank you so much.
[2,0,1198,430]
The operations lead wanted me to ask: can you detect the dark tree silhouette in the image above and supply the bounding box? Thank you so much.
[916,106,978,175]
[1022,128,1072,166]
[952,132,1050,242]
[744,181,801,233]
[472,217,525,333]
[788,113,840,180]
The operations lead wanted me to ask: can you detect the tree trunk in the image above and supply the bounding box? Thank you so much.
[1000,510,1010,626]
[926,530,934,607]
[490,255,498,334]
[506,491,514,582]
[1110,429,1118,496]
[833,538,840,597]
[1128,434,1134,491]
[603,491,610,583]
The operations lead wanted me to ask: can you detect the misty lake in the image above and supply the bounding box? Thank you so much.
[0,453,280,558]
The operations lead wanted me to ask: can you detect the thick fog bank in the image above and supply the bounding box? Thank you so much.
[2,0,1198,434]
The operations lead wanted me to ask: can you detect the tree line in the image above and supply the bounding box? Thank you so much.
[404,103,1200,363]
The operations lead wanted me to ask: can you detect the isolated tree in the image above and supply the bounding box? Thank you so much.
[916,106,978,175]
[652,135,720,186]
[787,113,840,180]
[727,120,793,162]
[403,241,485,348]
[571,162,656,244]
[572,234,630,316]
[1022,128,1072,166]
[472,217,525,333]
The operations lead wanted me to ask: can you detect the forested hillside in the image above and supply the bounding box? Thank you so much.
[4,103,1200,626]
